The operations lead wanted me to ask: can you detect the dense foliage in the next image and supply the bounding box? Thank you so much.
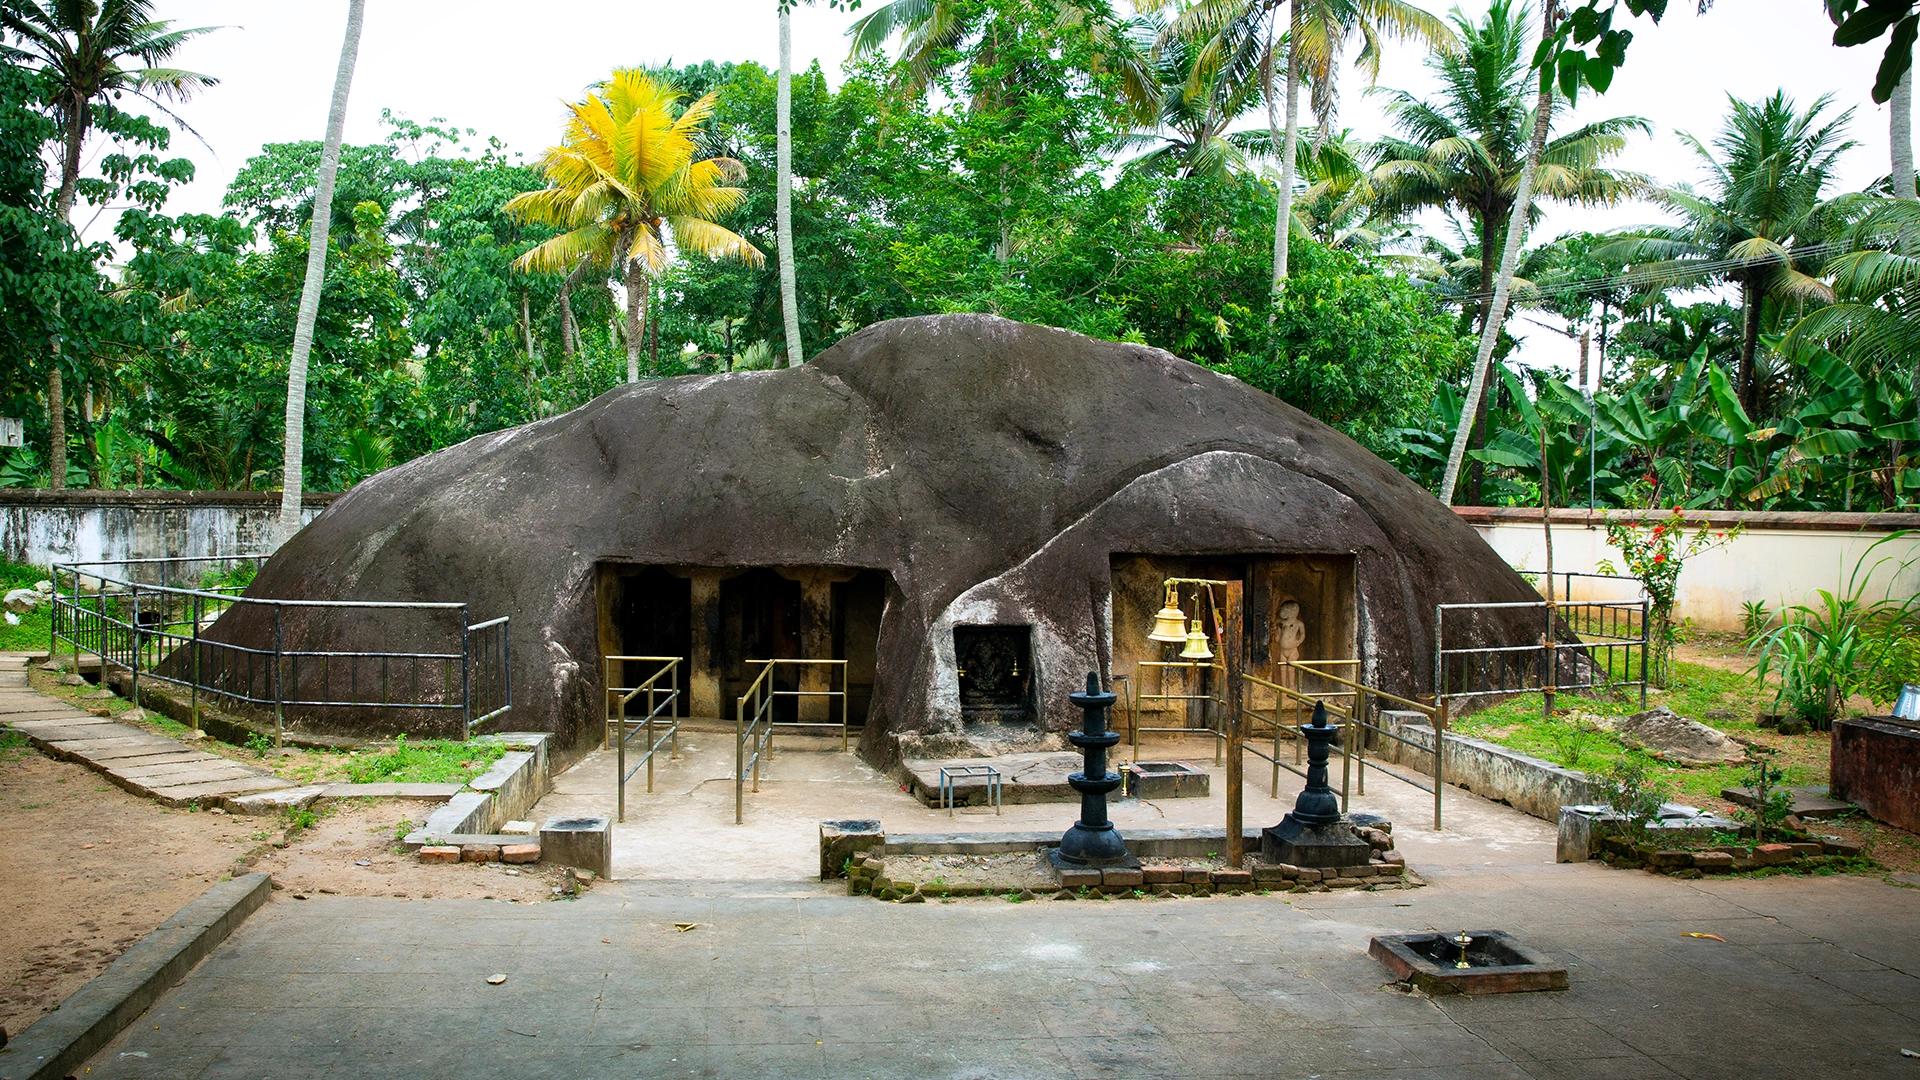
[0,0,1913,513]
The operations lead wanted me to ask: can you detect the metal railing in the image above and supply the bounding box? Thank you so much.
[605,655,682,822]
[50,556,512,743]
[1125,659,1228,765]
[1515,569,1646,604]
[1238,658,1358,797]
[1434,598,1649,717]
[1272,660,1449,831]
[733,658,849,824]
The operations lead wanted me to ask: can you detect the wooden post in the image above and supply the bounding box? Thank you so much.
[1224,659,1244,867]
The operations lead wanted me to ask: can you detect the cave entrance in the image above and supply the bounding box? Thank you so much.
[954,625,1035,724]
[1109,554,1358,731]
[596,563,888,729]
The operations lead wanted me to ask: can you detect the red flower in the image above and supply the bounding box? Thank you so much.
[1653,552,1667,564]
[1671,506,1683,516]
[1651,524,1665,537]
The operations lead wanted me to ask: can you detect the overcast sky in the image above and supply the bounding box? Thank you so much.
[101,1,1894,375]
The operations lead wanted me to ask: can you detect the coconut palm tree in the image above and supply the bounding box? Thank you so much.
[278,0,363,541]
[507,69,764,385]
[1289,129,1410,251]
[777,2,804,367]
[2,0,217,490]
[1603,91,1855,418]
[1114,27,1265,180]
[1369,0,1644,502]
[1894,68,1915,199]
[1159,0,1452,296]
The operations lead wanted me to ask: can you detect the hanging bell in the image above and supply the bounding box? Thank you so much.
[1179,619,1214,660]
[1148,585,1188,643]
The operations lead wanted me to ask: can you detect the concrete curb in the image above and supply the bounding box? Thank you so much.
[0,873,272,1080]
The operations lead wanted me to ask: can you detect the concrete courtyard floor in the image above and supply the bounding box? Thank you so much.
[532,731,1546,882]
[78,734,1920,1079]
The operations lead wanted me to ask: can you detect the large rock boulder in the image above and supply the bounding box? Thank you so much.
[1601,705,1748,766]
[3,588,40,614]
[199,315,1544,761]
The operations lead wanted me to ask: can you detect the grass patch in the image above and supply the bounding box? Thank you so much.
[0,558,51,653]
[342,734,504,785]
[1449,660,1815,801]
[0,728,32,763]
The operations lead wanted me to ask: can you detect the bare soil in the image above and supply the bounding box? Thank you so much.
[0,745,568,1037]
[0,748,257,1037]
[248,800,569,902]
[881,851,1057,892]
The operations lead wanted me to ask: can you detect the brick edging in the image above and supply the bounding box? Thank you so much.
[0,873,272,1080]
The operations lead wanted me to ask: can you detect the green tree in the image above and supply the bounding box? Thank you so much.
[1370,0,1646,501]
[506,69,763,383]
[1603,91,1856,419]
[280,0,364,538]
[1,0,216,488]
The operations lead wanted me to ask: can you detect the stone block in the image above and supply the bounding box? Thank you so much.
[1325,877,1365,888]
[1753,843,1794,866]
[1692,851,1734,873]
[1102,867,1144,888]
[1182,868,1210,884]
[1212,869,1252,886]
[1648,850,1693,869]
[1358,828,1392,851]
[501,820,536,836]
[1294,868,1322,882]
[1372,862,1405,877]
[1784,842,1823,859]
[419,846,460,864]
[819,819,885,880]
[1141,865,1183,885]
[1251,865,1292,885]
[1820,837,1863,857]
[541,816,613,880]
[1167,884,1193,896]
[1335,864,1374,879]
[500,843,540,864]
[1056,867,1101,890]
[461,844,499,863]
[1379,850,1405,865]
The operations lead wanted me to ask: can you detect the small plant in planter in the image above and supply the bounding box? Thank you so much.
[1736,748,1793,845]
[1591,758,1671,865]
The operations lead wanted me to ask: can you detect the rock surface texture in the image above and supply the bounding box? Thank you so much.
[1602,705,1749,766]
[199,315,1542,762]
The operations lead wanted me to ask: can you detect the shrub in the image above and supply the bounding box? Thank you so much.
[1750,532,1918,726]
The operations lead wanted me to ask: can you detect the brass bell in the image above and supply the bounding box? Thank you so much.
[1179,619,1214,660]
[1148,585,1188,643]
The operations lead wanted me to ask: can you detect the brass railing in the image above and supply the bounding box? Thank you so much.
[1278,660,1448,831]
[604,655,683,822]
[733,658,849,824]
[1126,659,1228,765]
[1239,657,1359,797]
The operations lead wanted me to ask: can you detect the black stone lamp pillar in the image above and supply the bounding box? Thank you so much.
[1261,702,1371,867]
[1050,672,1134,869]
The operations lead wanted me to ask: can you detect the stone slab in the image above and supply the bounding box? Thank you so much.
[467,750,541,830]
[1720,784,1854,820]
[145,776,292,804]
[229,786,327,814]
[50,736,180,754]
[901,752,1085,807]
[115,760,257,783]
[316,782,461,800]
[880,826,1266,858]
[0,873,269,1080]
[421,791,492,838]
[540,816,612,879]
[81,749,208,769]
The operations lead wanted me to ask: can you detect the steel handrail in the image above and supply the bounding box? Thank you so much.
[607,656,683,822]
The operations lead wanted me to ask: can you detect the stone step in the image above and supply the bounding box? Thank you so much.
[5,685,292,811]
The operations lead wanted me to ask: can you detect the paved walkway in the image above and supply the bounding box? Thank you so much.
[80,850,1920,1078]
[0,656,291,807]
[536,731,1548,881]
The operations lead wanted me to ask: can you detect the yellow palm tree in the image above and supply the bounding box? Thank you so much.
[508,69,763,383]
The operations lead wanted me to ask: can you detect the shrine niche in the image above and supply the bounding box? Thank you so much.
[953,625,1035,724]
